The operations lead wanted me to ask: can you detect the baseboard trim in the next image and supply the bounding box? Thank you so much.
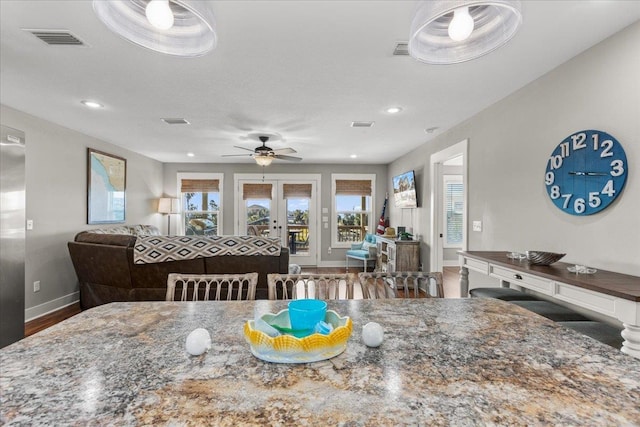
[317,260,348,268]
[443,260,460,267]
[25,292,79,322]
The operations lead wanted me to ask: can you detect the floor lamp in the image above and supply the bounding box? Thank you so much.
[158,198,180,235]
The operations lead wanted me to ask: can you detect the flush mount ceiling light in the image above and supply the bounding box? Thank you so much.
[386,107,403,114]
[409,0,522,65]
[93,0,217,57]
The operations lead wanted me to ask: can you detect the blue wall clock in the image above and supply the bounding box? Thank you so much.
[545,129,628,215]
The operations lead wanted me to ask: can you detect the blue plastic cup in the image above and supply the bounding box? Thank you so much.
[288,299,327,332]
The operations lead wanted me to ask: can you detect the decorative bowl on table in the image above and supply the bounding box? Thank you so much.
[244,309,352,363]
[567,265,597,274]
[525,251,566,265]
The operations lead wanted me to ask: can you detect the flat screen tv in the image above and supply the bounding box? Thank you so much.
[392,170,418,208]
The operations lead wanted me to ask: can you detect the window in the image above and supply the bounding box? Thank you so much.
[177,173,223,236]
[443,175,463,247]
[331,174,375,248]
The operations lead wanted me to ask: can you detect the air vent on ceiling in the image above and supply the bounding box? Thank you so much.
[351,121,375,128]
[161,118,191,125]
[393,42,410,56]
[25,29,85,46]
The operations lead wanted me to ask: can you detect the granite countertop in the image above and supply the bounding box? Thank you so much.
[2,299,640,426]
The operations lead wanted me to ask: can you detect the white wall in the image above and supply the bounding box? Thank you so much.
[389,22,640,276]
[0,105,164,319]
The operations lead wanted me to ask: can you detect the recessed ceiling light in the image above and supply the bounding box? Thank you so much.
[425,127,439,134]
[350,154,357,159]
[81,100,103,109]
[187,152,195,157]
[386,107,403,114]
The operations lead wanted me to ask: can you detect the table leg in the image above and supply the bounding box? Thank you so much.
[460,266,469,298]
[621,324,640,359]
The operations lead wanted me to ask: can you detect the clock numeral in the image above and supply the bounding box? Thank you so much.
[561,194,572,209]
[602,180,615,197]
[549,155,563,170]
[545,171,554,185]
[574,198,586,214]
[600,139,613,158]
[571,133,586,151]
[560,142,570,158]
[550,185,560,199]
[592,133,599,150]
[588,192,601,208]
[610,159,624,177]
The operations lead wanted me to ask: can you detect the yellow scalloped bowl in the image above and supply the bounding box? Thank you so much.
[244,309,353,363]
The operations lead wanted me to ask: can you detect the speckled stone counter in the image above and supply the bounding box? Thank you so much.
[2,299,640,426]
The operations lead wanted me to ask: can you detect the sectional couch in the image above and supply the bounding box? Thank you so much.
[68,225,289,309]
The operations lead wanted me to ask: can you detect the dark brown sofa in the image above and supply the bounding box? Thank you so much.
[68,225,289,309]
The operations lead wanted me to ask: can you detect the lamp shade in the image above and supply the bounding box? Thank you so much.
[93,0,217,57]
[409,0,522,64]
[158,197,172,214]
[158,198,180,214]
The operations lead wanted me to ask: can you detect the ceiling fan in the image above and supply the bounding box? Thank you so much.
[222,136,302,166]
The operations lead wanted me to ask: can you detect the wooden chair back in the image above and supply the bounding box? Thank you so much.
[166,273,259,301]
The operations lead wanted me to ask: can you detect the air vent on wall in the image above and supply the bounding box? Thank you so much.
[161,118,191,125]
[393,42,410,56]
[351,121,375,128]
[25,29,85,46]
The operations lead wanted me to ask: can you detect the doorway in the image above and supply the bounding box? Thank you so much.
[236,174,320,266]
[430,139,468,273]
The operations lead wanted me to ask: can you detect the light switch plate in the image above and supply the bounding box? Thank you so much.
[472,221,482,232]
[26,219,34,230]
[322,208,329,214]
[322,216,328,222]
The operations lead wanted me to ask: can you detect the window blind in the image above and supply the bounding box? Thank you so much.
[243,183,273,200]
[335,179,371,196]
[445,182,463,245]
[283,183,312,199]
[181,179,219,193]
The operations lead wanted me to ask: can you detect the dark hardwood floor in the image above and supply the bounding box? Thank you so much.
[25,302,81,337]
[24,266,461,336]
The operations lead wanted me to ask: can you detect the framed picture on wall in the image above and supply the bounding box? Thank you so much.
[87,148,126,224]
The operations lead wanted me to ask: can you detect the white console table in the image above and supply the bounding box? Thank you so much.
[459,251,640,359]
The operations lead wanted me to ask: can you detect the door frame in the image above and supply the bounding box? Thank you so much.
[430,139,468,272]
[234,173,321,266]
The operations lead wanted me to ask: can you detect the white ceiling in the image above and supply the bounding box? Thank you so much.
[1,1,639,165]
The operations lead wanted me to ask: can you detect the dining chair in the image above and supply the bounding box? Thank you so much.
[358,271,444,299]
[166,272,259,301]
[267,273,359,300]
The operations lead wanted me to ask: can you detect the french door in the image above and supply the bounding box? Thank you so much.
[236,175,318,266]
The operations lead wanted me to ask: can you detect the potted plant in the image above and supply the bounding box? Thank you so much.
[398,231,413,241]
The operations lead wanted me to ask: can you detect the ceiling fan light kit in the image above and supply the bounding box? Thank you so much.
[409,0,522,64]
[93,0,217,57]
[222,135,303,166]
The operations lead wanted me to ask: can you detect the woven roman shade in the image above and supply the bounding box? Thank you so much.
[181,179,219,193]
[243,183,273,200]
[283,183,312,199]
[335,179,372,196]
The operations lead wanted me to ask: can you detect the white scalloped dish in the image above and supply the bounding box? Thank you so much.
[244,309,353,363]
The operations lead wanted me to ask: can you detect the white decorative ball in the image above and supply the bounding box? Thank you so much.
[362,322,384,347]
[185,328,212,356]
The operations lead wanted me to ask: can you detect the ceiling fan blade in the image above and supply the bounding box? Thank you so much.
[222,154,253,157]
[272,147,296,155]
[233,145,257,153]
[274,154,302,162]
